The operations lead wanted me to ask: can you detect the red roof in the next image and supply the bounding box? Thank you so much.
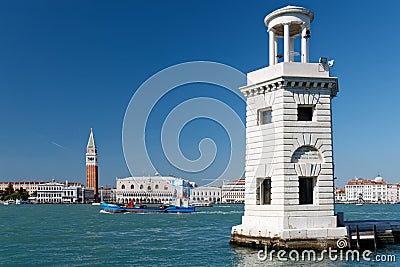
[346,178,387,186]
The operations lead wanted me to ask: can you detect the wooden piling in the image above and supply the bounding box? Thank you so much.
[345,219,400,250]
[373,224,377,251]
[347,225,352,249]
[356,225,360,250]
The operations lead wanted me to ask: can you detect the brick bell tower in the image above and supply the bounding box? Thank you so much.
[86,128,98,198]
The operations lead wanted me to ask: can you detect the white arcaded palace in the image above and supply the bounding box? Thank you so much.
[231,6,347,249]
[115,175,191,204]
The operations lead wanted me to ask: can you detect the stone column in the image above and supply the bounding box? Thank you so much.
[274,37,278,64]
[269,30,275,66]
[283,23,290,62]
[301,24,309,63]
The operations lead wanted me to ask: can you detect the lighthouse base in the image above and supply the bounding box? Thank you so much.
[230,225,348,250]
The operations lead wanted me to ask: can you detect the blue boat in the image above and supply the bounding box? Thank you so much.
[101,202,195,214]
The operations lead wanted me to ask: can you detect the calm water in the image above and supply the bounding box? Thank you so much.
[0,204,399,266]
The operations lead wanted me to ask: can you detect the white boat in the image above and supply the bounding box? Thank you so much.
[91,202,101,206]
[356,203,363,206]
[6,200,15,205]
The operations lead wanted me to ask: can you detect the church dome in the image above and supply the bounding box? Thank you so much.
[374,175,383,182]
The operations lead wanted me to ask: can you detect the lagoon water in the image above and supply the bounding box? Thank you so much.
[0,204,399,266]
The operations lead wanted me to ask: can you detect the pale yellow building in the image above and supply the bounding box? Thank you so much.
[0,181,45,195]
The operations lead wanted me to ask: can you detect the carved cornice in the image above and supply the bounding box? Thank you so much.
[240,76,338,98]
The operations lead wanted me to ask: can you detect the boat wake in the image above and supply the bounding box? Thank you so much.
[99,210,114,214]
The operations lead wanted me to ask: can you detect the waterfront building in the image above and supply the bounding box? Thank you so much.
[86,128,99,198]
[338,176,400,204]
[345,176,389,203]
[0,181,46,195]
[36,180,93,203]
[398,184,400,203]
[334,187,347,203]
[231,6,347,249]
[81,187,95,203]
[221,179,245,203]
[98,187,116,203]
[387,184,398,204]
[190,186,221,203]
[115,175,191,204]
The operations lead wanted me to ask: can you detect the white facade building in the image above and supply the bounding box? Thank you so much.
[398,185,400,203]
[37,182,64,203]
[231,6,347,249]
[221,179,245,203]
[345,176,398,203]
[334,187,347,203]
[115,176,191,204]
[98,187,116,203]
[36,180,92,203]
[387,184,398,204]
[62,186,82,203]
[190,186,221,203]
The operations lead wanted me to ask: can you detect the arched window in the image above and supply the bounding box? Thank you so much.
[140,185,144,190]
[131,184,134,190]
[155,184,159,190]
[147,186,151,191]
[291,146,322,163]
[121,184,125,190]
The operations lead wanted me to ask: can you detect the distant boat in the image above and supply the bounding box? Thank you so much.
[4,200,15,205]
[101,201,195,214]
[1,199,26,205]
[91,202,101,206]
[356,195,364,206]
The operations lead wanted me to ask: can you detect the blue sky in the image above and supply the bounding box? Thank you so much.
[0,0,399,188]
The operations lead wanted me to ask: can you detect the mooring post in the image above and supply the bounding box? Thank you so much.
[373,224,377,251]
[347,225,352,249]
[356,225,361,250]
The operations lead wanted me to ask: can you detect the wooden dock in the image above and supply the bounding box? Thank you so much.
[345,220,400,250]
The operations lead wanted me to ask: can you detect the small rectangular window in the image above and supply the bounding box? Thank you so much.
[297,105,314,121]
[262,179,271,204]
[256,180,261,205]
[256,178,271,205]
[259,108,272,125]
[299,177,315,205]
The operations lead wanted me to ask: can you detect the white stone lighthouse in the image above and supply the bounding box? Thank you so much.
[231,6,347,249]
